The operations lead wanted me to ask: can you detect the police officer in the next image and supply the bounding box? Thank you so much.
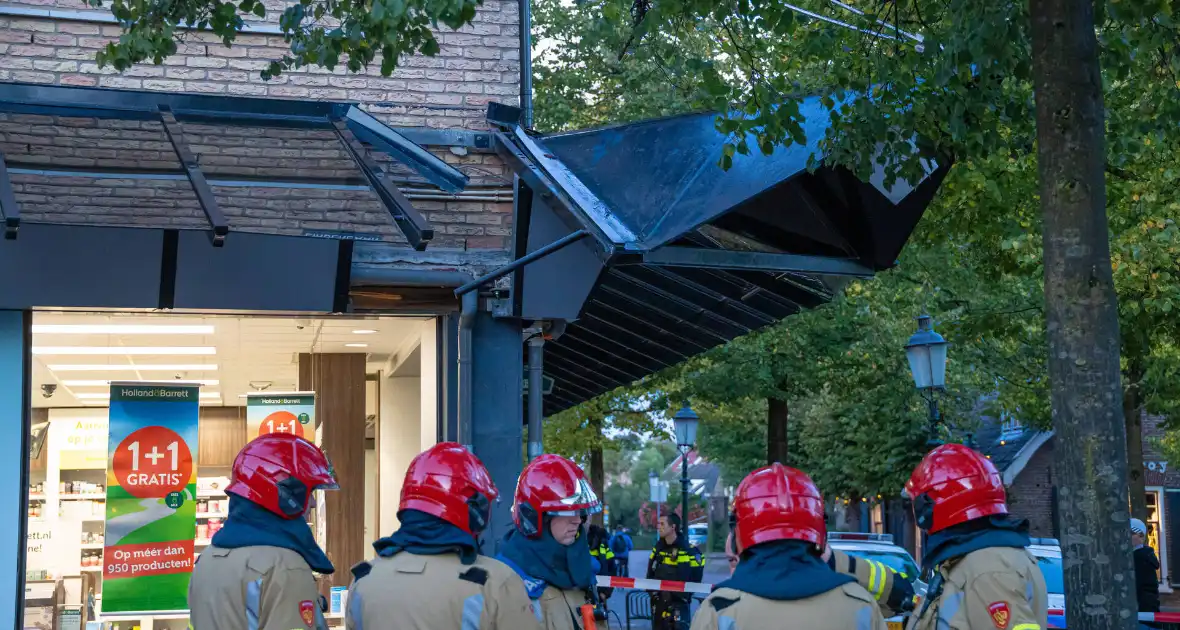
[692,463,887,630]
[190,433,336,630]
[824,546,916,617]
[345,442,538,630]
[647,512,705,628]
[905,444,1047,630]
[497,454,603,630]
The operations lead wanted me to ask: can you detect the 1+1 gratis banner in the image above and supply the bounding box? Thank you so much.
[102,383,200,614]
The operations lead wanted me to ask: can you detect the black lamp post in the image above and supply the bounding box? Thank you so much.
[672,403,699,539]
[905,314,949,446]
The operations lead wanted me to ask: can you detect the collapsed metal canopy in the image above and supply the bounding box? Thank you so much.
[0,82,468,249]
[490,101,951,416]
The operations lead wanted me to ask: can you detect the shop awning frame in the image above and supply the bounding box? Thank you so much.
[0,82,469,249]
[488,101,952,416]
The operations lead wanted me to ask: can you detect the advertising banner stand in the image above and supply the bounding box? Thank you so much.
[246,392,316,443]
[101,382,200,615]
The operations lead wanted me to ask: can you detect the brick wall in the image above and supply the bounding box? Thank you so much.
[0,6,519,249]
[1007,441,1056,537]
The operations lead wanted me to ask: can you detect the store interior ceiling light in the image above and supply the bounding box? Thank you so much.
[61,379,221,387]
[32,347,217,355]
[352,329,378,334]
[344,343,369,348]
[74,392,223,400]
[47,364,220,372]
[31,325,215,335]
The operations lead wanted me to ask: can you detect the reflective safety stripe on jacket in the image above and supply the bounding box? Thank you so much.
[689,584,888,630]
[589,545,616,563]
[828,548,916,617]
[533,585,607,630]
[647,540,705,584]
[906,546,1048,630]
[345,551,540,630]
[189,545,327,630]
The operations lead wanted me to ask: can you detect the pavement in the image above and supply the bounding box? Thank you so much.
[601,550,729,630]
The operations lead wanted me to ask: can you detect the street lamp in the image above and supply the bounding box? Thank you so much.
[672,403,700,539]
[905,314,948,446]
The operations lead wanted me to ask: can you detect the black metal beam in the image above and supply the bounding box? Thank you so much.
[158,106,229,247]
[0,82,336,123]
[454,229,590,297]
[345,106,468,193]
[605,268,753,338]
[626,265,778,329]
[0,154,20,240]
[582,299,711,354]
[331,118,433,251]
[4,164,371,190]
[640,246,875,278]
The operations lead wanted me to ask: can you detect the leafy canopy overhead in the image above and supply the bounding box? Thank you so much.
[91,0,481,78]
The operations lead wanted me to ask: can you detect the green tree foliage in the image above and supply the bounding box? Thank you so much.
[91,0,479,78]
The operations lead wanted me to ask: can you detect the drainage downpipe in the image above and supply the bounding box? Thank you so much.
[526,332,544,461]
[458,290,478,451]
[520,0,533,127]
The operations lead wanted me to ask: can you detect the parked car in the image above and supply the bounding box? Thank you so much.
[828,532,926,630]
[1027,537,1066,629]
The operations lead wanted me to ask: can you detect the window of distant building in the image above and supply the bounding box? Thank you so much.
[999,412,1025,442]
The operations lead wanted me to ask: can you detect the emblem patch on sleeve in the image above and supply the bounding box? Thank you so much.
[988,601,1011,629]
[300,600,316,628]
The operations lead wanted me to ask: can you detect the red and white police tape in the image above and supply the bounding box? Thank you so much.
[596,580,1180,626]
[595,575,712,595]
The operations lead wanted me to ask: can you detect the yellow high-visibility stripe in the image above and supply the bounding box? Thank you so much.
[866,560,879,599]
[1012,625,1040,630]
[872,561,887,600]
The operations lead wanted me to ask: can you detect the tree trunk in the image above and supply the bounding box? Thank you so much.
[1029,1,1137,629]
[589,417,605,526]
[767,396,789,464]
[1125,356,1148,522]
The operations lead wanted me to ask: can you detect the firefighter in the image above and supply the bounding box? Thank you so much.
[905,444,1048,630]
[345,442,539,630]
[189,433,336,630]
[824,546,916,617]
[647,512,705,628]
[725,508,916,617]
[692,463,887,630]
[497,454,603,630]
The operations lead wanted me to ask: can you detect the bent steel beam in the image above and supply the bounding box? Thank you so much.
[344,106,468,193]
[158,106,229,247]
[331,118,433,251]
[640,246,875,278]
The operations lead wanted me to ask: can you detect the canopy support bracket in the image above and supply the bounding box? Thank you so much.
[331,118,433,251]
[158,105,229,247]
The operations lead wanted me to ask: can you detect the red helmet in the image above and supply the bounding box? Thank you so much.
[226,433,337,519]
[513,454,600,537]
[400,442,499,536]
[732,463,825,553]
[906,443,1007,533]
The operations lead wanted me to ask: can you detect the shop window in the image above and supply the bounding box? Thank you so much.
[1147,489,1169,590]
[23,311,441,627]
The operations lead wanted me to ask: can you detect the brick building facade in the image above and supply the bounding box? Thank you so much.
[0,2,520,251]
[985,411,1179,592]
